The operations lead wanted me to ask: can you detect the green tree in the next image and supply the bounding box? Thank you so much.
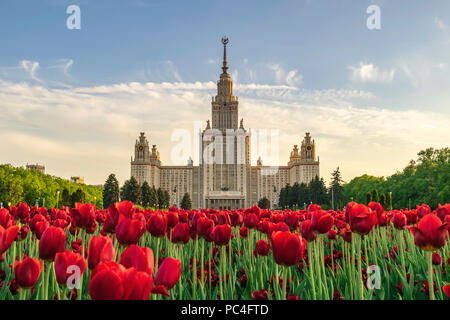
[309,176,328,206]
[70,188,86,207]
[371,189,379,203]
[380,193,387,210]
[257,197,270,209]
[366,192,372,205]
[149,186,158,208]
[103,174,120,209]
[0,164,102,209]
[329,167,345,209]
[121,177,142,204]
[180,192,192,210]
[157,188,164,209]
[141,181,152,207]
[61,188,71,207]
[297,183,310,208]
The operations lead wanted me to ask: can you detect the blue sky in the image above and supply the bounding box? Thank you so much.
[0,0,449,185]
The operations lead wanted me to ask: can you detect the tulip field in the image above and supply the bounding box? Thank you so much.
[0,201,450,300]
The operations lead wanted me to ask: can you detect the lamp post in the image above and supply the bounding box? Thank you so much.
[56,190,60,209]
[389,191,392,210]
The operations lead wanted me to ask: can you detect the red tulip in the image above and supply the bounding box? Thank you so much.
[409,214,449,251]
[0,225,19,256]
[251,289,268,300]
[89,261,125,300]
[311,210,334,234]
[15,202,30,223]
[348,204,377,235]
[166,211,179,228]
[211,224,232,246]
[54,249,86,286]
[256,240,270,256]
[116,216,145,246]
[196,217,214,239]
[70,203,96,230]
[87,235,115,270]
[170,223,190,244]
[443,284,450,299]
[271,231,306,266]
[0,208,13,228]
[244,213,259,228]
[327,229,337,240]
[89,261,153,300]
[17,225,30,241]
[368,202,384,217]
[416,204,431,218]
[300,220,317,242]
[432,252,442,265]
[154,257,181,290]
[14,256,42,288]
[39,226,66,261]
[102,203,120,233]
[393,212,407,229]
[436,204,450,221]
[119,244,154,275]
[378,212,390,226]
[146,212,167,237]
[122,267,153,300]
[239,226,248,238]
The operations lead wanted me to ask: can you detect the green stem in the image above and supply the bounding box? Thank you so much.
[427,251,435,300]
[281,266,288,300]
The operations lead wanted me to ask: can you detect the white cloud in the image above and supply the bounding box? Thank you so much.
[0,77,448,186]
[20,60,42,82]
[349,62,395,83]
[269,64,303,86]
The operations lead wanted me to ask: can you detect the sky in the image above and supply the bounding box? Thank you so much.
[0,0,449,186]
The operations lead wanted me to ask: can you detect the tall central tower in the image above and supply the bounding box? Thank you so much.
[199,37,249,209]
[211,37,239,131]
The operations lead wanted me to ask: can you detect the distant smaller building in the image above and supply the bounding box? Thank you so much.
[71,176,85,184]
[26,163,45,174]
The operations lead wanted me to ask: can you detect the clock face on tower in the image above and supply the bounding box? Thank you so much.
[138,146,143,151]
[306,145,312,152]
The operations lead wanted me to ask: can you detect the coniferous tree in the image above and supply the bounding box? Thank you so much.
[121,177,142,204]
[161,190,170,209]
[309,176,328,205]
[279,186,288,209]
[150,185,158,208]
[366,191,372,205]
[380,193,387,210]
[299,182,310,208]
[157,188,164,209]
[70,188,85,207]
[329,167,345,209]
[103,174,120,209]
[180,192,192,210]
[257,197,270,209]
[141,181,152,207]
[61,188,71,207]
[372,189,379,203]
[289,183,300,208]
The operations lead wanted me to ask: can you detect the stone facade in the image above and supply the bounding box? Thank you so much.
[131,38,319,209]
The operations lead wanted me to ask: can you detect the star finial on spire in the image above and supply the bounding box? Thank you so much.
[221,36,229,74]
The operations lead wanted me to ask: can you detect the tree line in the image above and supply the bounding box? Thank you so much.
[343,148,449,210]
[103,174,181,210]
[278,173,342,210]
[0,164,102,209]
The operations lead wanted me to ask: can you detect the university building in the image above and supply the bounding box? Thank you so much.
[131,38,319,209]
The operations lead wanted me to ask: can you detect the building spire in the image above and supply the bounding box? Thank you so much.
[221,36,229,74]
